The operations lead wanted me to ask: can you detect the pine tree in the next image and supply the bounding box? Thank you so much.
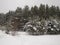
[39,4,45,18]
[45,4,50,19]
[23,5,30,19]
[49,6,56,16]
[15,7,23,15]
[56,6,60,17]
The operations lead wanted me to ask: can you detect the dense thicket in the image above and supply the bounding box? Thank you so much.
[5,4,60,20]
[0,4,60,25]
[0,4,60,35]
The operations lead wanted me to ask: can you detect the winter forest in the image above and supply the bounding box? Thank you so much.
[0,4,60,36]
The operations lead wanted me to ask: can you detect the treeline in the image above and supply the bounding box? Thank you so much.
[0,4,60,23]
[6,4,60,19]
[0,4,60,35]
[0,4,60,24]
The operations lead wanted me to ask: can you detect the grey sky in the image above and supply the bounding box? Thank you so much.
[0,0,60,13]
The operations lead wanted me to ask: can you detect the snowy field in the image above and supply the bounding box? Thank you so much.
[0,30,60,45]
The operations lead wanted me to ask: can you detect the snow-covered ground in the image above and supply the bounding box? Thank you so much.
[0,30,60,45]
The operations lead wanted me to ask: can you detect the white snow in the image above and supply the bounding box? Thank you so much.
[27,25,32,27]
[57,28,60,31]
[53,19,59,24]
[51,28,54,31]
[43,27,45,29]
[54,25,56,27]
[33,27,37,31]
[0,30,60,45]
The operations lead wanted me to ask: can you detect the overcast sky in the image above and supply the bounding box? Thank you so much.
[0,0,60,13]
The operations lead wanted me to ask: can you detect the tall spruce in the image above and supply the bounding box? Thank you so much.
[45,4,50,19]
[15,7,23,16]
[39,4,45,18]
[23,5,29,19]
